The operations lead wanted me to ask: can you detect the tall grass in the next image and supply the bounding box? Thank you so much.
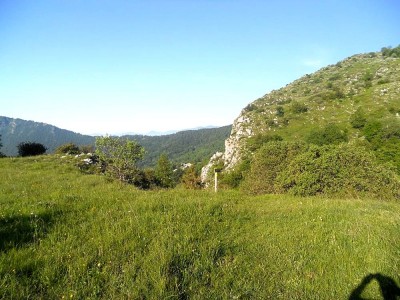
[1,156,399,299]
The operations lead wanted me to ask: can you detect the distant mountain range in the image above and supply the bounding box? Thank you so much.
[0,116,231,167]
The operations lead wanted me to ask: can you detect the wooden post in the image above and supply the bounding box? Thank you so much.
[214,168,222,193]
[215,171,218,193]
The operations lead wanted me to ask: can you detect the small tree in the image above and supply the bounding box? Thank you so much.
[155,153,175,188]
[95,136,144,183]
[17,142,47,157]
[181,165,203,189]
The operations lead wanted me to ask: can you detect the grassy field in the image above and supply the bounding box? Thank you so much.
[1,156,399,299]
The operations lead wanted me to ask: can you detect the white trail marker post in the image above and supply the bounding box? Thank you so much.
[214,168,222,193]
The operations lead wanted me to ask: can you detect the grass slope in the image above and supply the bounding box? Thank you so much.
[1,156,399,299]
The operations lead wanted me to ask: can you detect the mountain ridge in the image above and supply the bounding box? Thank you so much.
[0,116,231,167]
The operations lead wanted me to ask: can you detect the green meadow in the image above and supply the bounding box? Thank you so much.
[1,156,399,299]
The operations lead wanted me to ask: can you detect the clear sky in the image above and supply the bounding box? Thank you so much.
[1,0,399,135]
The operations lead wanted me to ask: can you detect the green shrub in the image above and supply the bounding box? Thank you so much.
[277,144,400,199]
[181,165,203,189]
[221,159,250,188]
[276,106,285,117]
[17,142,47,157]
[55,143,80,155]
[381,45,400,58]
[350,107,367,128]
[241,141,307,195]
[363,120,383,145]
[95,136,144,184]
[306,124,348,146]
[246,134,283,153]
[363,119,400,173]
[290,101,308,114]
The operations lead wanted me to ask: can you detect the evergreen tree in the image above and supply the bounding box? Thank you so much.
[155,153,175,188]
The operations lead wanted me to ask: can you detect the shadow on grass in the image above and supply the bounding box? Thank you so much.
[0,211,58,252]
[349,273,400,300]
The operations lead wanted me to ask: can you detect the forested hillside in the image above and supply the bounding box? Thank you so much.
[125,125,231,167]
[0,117,95,156]
[0,116,231,167]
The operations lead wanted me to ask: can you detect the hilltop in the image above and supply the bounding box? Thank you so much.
[220,47,400,170]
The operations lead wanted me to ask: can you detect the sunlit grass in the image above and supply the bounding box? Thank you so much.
[1,156,399,299]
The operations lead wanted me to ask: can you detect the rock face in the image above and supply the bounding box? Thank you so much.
[200,151,223,183]
[223,114,253,170]
[202,48,400,182]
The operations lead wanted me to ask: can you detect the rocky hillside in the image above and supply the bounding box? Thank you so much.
[221,47,400,170]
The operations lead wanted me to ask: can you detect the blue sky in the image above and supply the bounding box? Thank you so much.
[1,0,399,135]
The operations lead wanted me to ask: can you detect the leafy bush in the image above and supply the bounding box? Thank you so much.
[95,136,144,184]
[55,143,80,155]
[276,106,285,117]
[181,165,203,189]
[363,119,400,173]
[290,101,308,114]
[363,120,383,146]
[306,124,348,146]
[244,103,256,112]
[80,144,95,154]
[241,141,307,195]
[381,45,400,58]
[350,107,367,129]
[17,142,47,157]
[277,144,400,199]
[221,159,250,188]
[246,134,283,153]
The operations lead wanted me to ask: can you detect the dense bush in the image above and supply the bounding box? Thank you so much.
[241,141,307,195]
[290,101,308,114]
[306,124,348,146]
[277,144,400,199]
[381,45,400,58]
[181,165,203,189]
[221,158,251,188]
[95,136,144,184]
[55,143,80,155]
[276,106,285,117]
[246,133,283,153]
[363,119,400,173]
[17,142,47,157]
[350,107,367,128]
